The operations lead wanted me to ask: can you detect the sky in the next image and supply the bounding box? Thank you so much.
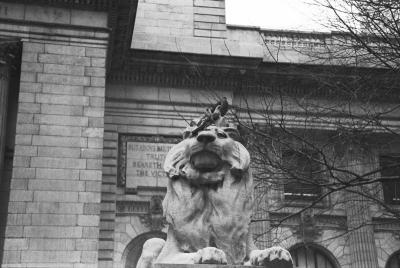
[225,0,332,32]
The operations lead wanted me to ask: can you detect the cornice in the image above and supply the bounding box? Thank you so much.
[0,0,113,11]
[108,49,260,90]
[107,49,400,102]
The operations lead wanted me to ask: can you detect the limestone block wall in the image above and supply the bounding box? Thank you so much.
[0,3,109,267]
[132,0,256,56]
[134,0,194,38]
[193,0,226,38]
[130,0,317,64]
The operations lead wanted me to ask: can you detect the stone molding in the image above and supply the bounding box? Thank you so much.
[0,22,109,48]
[1,0,113,11]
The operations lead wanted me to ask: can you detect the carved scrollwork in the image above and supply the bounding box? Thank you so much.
[294,211,322,242]
[139,196,167,231]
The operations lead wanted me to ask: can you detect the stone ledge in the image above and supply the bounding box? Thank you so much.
[155,264,258,268]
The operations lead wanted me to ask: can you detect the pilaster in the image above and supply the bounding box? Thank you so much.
[337,141,379,268]
[0,2,109,267]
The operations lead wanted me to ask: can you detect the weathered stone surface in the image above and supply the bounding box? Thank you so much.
[26,202,84,214]
[19,82,42,93]
[86,48,107,57]
[36,168,79,180]
[32,135,87,148]
[33,191,79,202]
[29,238,75,250]
[36,94,89,106]
[25,5,70,24]
[21,250,81,263]
[71,10,108,28]
[91,57,106,67]
[79,192,101,203]
[34,114,89,127]
[37,73,90,86]
[45,44,86,56]
[41,103,83,116]
[39,54,91,66]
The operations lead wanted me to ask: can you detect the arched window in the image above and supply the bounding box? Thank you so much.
[386,250,400,268]
[290,244,339,268]
[123,231,166,268]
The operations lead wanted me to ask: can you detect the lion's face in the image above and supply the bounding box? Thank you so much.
[163,126,250,186]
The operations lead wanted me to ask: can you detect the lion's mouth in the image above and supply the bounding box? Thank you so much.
[190,151,222,173]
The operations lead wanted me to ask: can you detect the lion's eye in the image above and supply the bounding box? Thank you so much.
[217,131,227,139]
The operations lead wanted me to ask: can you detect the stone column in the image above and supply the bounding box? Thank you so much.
[252,182,271,249]
[338,143,379,268]
[0,65,9,183]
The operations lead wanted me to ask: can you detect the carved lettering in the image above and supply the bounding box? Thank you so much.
[126,141,174,189]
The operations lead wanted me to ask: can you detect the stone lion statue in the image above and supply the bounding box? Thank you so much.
[137,100,293,268]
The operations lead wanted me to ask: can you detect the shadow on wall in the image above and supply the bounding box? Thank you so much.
[0,41,21,265]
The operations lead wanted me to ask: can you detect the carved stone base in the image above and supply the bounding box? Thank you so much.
[155,262,294,268]
[155,264,257,268]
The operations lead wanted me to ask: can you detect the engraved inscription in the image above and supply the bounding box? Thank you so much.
[118,135,180,188]
[126,142,174,189]
[116,201,149,215]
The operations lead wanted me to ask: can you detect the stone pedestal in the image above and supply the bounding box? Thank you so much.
[155,264,257,268]
[155,264,291,268]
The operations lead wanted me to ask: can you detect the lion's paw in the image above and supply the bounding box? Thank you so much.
[248,247,293,268]
[194,247,227,264]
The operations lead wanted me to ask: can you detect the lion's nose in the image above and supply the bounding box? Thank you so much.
[197,131,216,144]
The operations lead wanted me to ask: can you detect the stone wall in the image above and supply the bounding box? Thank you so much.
[0,2,109,267]
[131,0,244,56]
[130,0,308,59]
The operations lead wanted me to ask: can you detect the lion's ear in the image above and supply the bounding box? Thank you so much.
[163,140,189,179]
[231,141,251,171]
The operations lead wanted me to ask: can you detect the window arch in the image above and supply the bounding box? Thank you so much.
[122,231,166,268]
[290,243,339,268]
[386,250,400,268]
